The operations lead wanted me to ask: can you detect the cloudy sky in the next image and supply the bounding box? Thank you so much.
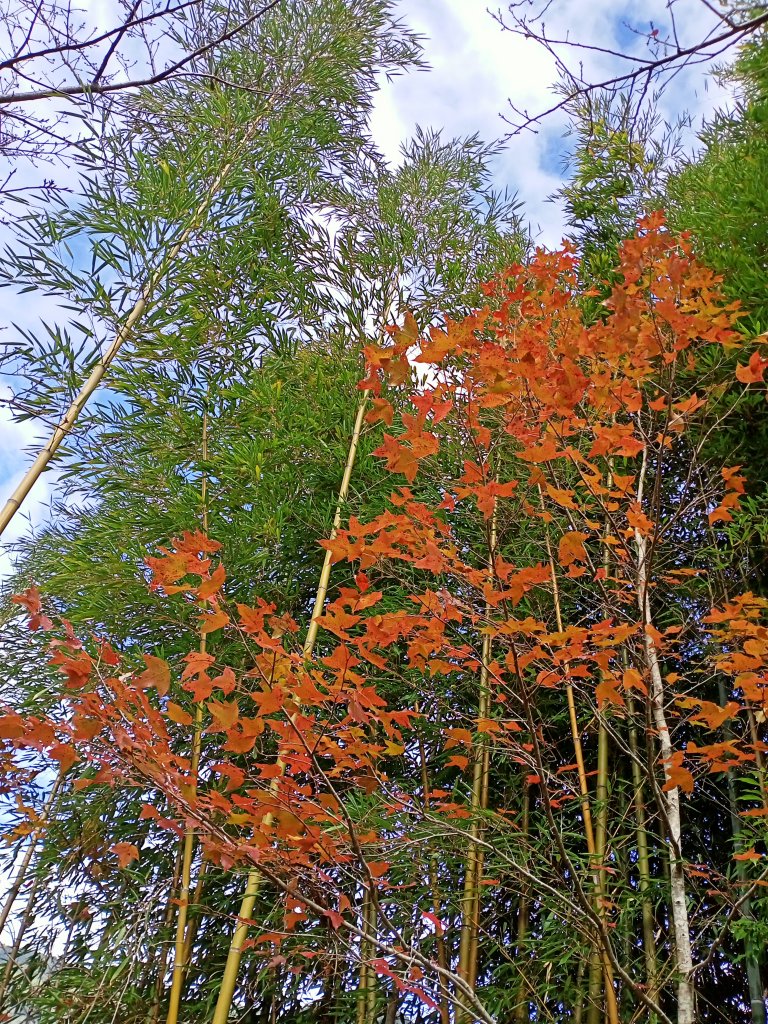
[0,0,734,577]
[372,0,730,243]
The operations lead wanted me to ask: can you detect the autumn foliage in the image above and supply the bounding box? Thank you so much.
[3,214,768,1022]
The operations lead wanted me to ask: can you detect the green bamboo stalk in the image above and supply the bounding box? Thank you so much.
[746,706,768,805]
[417,726,451,1024]
[356,889,377,1024]
[573,954,587,1024]
[717,676,765,1024]
[512,782,530,1024]
[586,724,609,1024]
[0,771,64,936]
[456,500,497,1023]
[544,490,617,1024]
[588,458,620,1024]
[0,855,46,1006]
[626,692,659,1010]
[180,858,210,969]
[0,772,67,1009]
[365,895,378,1021]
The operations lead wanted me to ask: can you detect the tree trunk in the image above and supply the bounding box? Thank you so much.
[634,514,695,1024]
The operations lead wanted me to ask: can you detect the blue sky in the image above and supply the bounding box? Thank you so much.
[0,0,734,578]
[371,0,730,243]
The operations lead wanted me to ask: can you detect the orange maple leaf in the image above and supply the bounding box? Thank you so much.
[735,351,768,384]
[110,842,140,868]
[558,531,589,566]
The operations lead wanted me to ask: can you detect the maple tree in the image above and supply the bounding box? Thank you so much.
[556,39,768,1016]
[2,211,768,1024]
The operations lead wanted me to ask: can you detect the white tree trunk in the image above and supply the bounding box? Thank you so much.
[635,527,696,1024]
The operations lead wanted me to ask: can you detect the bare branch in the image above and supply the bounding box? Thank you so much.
[0,0,282,107]
[494,2,768,134]
[0,1,200,73]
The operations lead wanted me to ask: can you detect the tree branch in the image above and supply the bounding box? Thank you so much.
[494,3,768,134]
[0,0,282,108]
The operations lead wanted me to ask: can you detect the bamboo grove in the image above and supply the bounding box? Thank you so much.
[2,3,768,1024]
[3,209,768,1023]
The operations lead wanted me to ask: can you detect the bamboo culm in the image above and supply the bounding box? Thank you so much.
[211,396,369,1024]
[165,405,210,1024]
[0,771,64,936]
[456,499,497,1023]
[0,116,267,540]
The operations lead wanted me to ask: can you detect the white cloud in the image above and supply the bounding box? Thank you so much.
[371,0,732,245]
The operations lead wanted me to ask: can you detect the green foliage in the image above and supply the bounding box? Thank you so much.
[9,6,768,1024]
[666,29,768,332]
[556,93,682,320]
[662,28,768,522]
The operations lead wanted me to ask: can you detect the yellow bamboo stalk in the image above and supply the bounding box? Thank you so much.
[150,842,184,1023]
[355,922,370,1024]
[468,667,492,993]
[543,507,617,1024]
[164,696,205,1023]
[455,632,492,990]
[587,723,609,1024]
[543,519,597,856]
[0,119,265,540]
[417,727,451,1024]
[626,692,658,1007]
[746,706,768,805]
[356,889,377,1024]
[212,395,369,1024]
